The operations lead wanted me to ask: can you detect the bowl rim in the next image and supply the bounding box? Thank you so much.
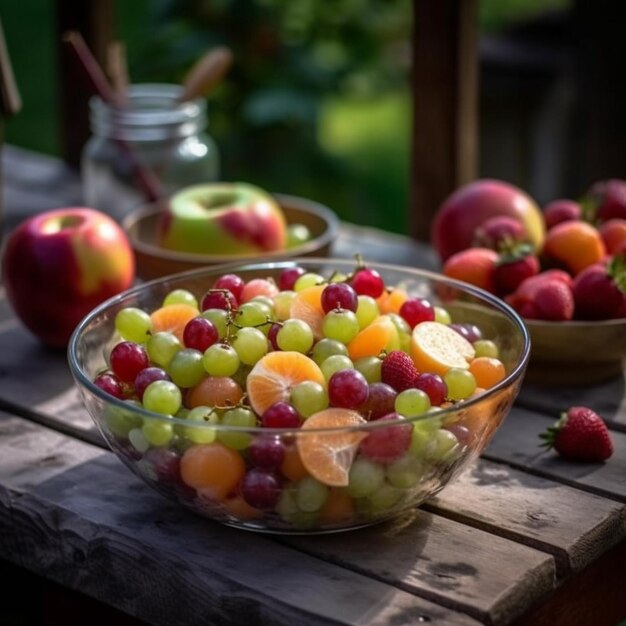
[121,193,340,263]
[68,257,531,434]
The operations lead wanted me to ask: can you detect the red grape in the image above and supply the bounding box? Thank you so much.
[350,267,385,298]
[213,273,245,301]
[359,382,397,420]
[321,283,358,313]
[414,373,447,406]
[358,413,412,463]
[110,341,149,382]
[278,267,306,291]
[94,372,124,398]
[328,369,369,409]
[242,469,281,509]
[449,323,482,343]
[262,402,301,428]
[399,297,435,328]
[134,366,171,400]
[248,436,286,469]
[200,289,238,312]
[183,316,219,351]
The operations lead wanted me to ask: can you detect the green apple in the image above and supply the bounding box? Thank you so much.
[158,182,287,254]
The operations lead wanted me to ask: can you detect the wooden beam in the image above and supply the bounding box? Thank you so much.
[410,0,479,241]
[55,0,115,167]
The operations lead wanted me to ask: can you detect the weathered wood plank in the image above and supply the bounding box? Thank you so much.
[424,458,626,577]
[484,406,626,503]
[0,413,481,626]
[517,375,626,431]
[284,513,555,626]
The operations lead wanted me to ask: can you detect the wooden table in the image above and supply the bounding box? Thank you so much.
[1,145,625,626]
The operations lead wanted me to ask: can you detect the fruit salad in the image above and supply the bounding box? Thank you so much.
[81,260,524,532]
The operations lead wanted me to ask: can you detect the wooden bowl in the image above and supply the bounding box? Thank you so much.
[524,318,626,386]
[122,193,340,281]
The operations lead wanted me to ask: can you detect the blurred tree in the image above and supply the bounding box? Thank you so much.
[129,0,412,230]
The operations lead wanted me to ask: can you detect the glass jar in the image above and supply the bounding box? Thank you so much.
[81,83,220,222]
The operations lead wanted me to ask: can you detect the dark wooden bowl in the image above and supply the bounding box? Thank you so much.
[122,193,340,281]
[524,318,626,386]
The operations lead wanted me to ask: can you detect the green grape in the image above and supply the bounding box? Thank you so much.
[294,272,325,292]
[249,295,274,309]
[433,306,452,325]
[231,363,253,390]
[183,405,218,444]
[386,313,411,352]
[473,339,499,359]
[168,348,206,388]
[386,454,423,489]
[355,296,379,329]
[232,327,269,365]
[410,420,440,457]
[321,355,354,381]
[147,331,182,368]
[115,307,152,343]
[105,400,143,438]
[395,388,431,417]
[217,407,256,449]
[367,483,404,512]
[311,338,348,365]
[277,319,314,353]
[290,381,329,418]
[427,429,460,462]
[273,290,296,321]
[296,476,329,512]
[347,458,385,497]
[142,380,182,415]
[128,427,150,453]
[287,223,311,248]
[444,368,477,400]
[329,272,348,283]
[322,309,360,344]
[237,301,272,329]
[163,289,198,309]
[142,420,174,447]
[354,356,382,383]
[202,343,240,377]
[200,309,229,339]
[276,488,299,519]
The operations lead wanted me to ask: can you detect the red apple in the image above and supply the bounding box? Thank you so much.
[2,207,135,348]
[158,182,287,255]
[585,179,626,222]
[431,179,546,262]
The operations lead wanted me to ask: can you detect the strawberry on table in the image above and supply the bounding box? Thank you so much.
[540,406,614,462]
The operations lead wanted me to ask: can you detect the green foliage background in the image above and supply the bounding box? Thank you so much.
[3,0,568,233]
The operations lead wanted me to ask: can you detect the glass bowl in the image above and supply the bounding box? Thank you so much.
[68,259,530,533]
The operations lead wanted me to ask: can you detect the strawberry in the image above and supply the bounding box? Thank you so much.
[543,199,581,230]
[572,255,626,319]
[506,272,575,321]
[381,350,419,392]
[473,216,527,250]
[584,178,626,223]
[540,406,613,462]
[494,246,540,296]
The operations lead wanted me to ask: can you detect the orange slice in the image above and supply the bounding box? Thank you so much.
[296,408,367,487]
[246,351,325,416]
[150,303,200,342]
[410,321,475,376]
[347,315,399,361]
[289,285,325,340]
[377,288,408,314]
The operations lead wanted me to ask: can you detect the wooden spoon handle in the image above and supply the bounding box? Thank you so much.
[178,46,233,102]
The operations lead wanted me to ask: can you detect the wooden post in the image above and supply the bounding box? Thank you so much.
[0,16,22,238]
[55,0,115,168]
[410,0,479,241]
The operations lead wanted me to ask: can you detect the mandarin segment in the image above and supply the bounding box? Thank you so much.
[347,315,399,361]
[289,285,326,340]
[246,351,326,416]
[377,288,408,314]
[410,321,475,376]
[296,408,367,487]
[150,303,200,342]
